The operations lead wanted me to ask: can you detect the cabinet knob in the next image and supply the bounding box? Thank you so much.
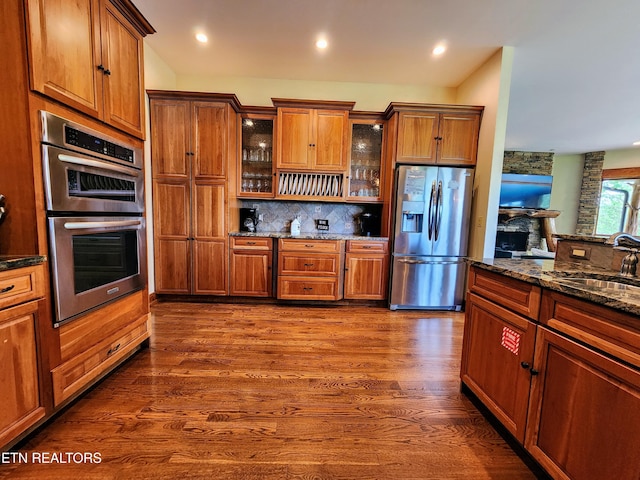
[530,368,540,376]
[520,362,530,369]
[97,64,105,71]
[104,69,111,76]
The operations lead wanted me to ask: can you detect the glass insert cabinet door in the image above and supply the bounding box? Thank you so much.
[239,115,275,197]
[348,121,384,201]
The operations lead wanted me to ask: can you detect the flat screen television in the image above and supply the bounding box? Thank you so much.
[499,173,553,209]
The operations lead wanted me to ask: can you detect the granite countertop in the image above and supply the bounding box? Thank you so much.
[468,257,640,316]
[0,255,46,271]
[230,231,389,241]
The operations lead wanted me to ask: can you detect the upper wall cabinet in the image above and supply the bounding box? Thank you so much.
[273,99,354,172]
[25,0,155,139]
[387,104,483,166]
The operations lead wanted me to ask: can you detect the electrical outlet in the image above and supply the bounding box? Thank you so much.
[315,206,322,213]
[344,222,353,230]
[252,204,259,209]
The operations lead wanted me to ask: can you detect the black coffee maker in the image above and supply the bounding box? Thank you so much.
[240,207,259,232]
[358,211,380,236]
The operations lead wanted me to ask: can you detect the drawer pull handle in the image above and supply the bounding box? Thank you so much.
[246,242,256,245]
[304,263,315,267]
[304,244,314,248]
[0,285,15,294]
[303,287,313,291]
[362,245,373,249]
[107,343,121,356]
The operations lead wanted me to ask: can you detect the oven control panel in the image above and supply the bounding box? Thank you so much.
[65,126,135,164]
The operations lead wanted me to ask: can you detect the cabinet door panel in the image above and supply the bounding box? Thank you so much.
[26,0,102,117]
[193,102,227,178]
[277,109,312,169]
[397,112,438,163]
[344,254,388,299]
[0,302,43,442]
[101,1,145,137]
[438,115,480,165]
[526,328,640,480]
[315,110,348,170]
[460,293,537,443]
[154,239,190,294]
[193,241,227,295]
[150,100,190,178]
[193,182,226,239]
[152,180,190,238]
[230,251,272,297]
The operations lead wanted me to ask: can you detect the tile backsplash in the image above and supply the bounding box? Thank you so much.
[240,200,381,235]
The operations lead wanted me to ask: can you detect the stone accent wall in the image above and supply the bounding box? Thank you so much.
[497,151,554,251]
[575,151,605,235]
[502,151,554,175]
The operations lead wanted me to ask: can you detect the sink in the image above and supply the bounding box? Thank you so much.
[556,277,640,295]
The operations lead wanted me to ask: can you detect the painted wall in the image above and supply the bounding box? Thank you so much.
[176,76,456,111]
[604,148,640,169]
[550,154,584,234]
[456,47,514,259]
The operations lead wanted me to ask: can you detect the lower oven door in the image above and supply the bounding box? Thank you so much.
[48,216,147,326]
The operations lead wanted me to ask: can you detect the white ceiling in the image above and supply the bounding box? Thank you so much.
[133,0,640,155]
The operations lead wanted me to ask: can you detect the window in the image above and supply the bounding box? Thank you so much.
[595,168,640,236]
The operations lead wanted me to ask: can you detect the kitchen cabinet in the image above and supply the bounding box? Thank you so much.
[274,99,354,173]
[525,326,640,480]
[386,105,482,166]
[344,240,389,299]
[277,238,344,300]
[238,113,276,197]
[229,237,273,297]
[25,0,155,139]
[149,92,240,295]
[347,118,385,202]
[0,264,46,448]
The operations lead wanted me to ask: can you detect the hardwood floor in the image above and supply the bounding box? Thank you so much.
[2,302,542,479]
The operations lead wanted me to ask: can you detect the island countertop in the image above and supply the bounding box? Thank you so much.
[467,257,640,316]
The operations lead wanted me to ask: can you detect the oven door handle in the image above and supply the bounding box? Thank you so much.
[58,154,140,177]
[63,219,143,230]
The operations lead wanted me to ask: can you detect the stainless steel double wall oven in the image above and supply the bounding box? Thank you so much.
[40,112,147,326]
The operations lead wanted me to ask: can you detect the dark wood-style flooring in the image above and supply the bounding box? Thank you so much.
[2,303,541,479]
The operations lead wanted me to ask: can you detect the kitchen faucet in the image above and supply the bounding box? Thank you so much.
[606,233,640,277]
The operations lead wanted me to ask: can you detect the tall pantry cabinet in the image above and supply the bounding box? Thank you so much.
[148,91,240,295]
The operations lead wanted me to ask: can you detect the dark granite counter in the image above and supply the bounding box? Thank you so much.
[467,257,640,316]
[0,255,46,271]
[230,231,389,242]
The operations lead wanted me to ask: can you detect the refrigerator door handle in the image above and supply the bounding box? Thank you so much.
[398,258,461,265]
[427,180,436,240]
[434,180,444,241]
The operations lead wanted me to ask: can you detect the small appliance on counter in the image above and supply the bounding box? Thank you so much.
[358,211,380,236]
[240,207,259,232]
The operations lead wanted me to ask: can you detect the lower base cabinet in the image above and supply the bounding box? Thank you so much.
[525,327,640,480]
[462,266,640,480]
[229,237,273,297]
[344,240,389,300]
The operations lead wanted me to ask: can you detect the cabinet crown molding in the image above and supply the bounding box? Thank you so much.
[272,98,355,111]
[109,0,156,36]
[146,90,242,112]
[384,102,484,119]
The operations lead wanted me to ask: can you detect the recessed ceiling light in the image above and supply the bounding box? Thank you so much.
[633,140,640,146]
[316,38,328,50]
[432,43,446,56]
[195,33,208,43]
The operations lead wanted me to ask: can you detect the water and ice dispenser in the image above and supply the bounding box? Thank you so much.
[400,168,427,233]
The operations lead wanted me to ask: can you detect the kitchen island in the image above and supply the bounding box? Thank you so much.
[461,258,640,480]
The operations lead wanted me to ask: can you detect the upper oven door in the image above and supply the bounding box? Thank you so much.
[42,145,144,213]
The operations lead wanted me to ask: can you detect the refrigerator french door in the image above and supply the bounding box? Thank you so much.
[389,165,474,310]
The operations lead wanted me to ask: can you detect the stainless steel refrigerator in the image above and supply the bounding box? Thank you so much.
[389,165,474,310]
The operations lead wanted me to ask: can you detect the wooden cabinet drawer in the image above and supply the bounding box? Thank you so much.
[230,236,272,250]
[468,266,541,320]
[346,240,388,253]
[540,289,640,368]
[51,315,150,407]
[278,276,341,300]
[278,238,343,253]
[0,265,45,310]
[278,252,341,276]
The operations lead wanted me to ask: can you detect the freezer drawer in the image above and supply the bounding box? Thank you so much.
[389,256,466,310]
